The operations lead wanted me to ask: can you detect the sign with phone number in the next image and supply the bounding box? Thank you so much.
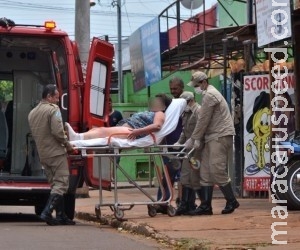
[244,177,270,191]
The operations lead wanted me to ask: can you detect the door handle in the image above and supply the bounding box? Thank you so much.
[61,93,68,110]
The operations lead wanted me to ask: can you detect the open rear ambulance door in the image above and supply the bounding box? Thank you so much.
[83,38,114,189]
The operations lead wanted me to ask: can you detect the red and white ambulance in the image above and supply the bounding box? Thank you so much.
[0,18,114,218]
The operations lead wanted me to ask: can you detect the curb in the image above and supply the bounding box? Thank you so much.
[76,209,270,250]
[75,212,225,249]
[75,211,173,246]
[75,211,211,249]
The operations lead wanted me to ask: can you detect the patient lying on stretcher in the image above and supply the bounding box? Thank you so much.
[66,94,172,141]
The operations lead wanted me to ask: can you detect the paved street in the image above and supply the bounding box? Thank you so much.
[0,206,161,250]
[76,188,300,249]
[0,190,299,250]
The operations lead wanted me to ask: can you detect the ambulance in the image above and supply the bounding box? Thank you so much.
[0,18,114,219]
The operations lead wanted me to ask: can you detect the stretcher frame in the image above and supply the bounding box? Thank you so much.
[75,139,190,220]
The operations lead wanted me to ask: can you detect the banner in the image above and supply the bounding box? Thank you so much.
[129,17,162,92]
[129,29,146,92]
[243,73,295,191]
[140,17,162,86]
[114,38,131,71]
[255,0,292,47]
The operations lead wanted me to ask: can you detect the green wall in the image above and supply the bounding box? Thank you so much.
[112,70,222,108]
[125,71,193,103]
[217,0,247,27]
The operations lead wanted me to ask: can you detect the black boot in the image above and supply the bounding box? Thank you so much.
[56,195,76,225]
[175,186,189,216]
[40,194,60,226]
[188,186,213,216]
[219,182,240,214]
[186,188,196,212]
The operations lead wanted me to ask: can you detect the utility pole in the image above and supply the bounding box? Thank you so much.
[247,0,253,24]
[75,0,91,198]
[118,0,123,103]
[75,0,90,78]
[113,0,123,103]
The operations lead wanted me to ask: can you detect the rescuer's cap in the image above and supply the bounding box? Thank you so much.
[187,71,208,87]
[180,91,194,101]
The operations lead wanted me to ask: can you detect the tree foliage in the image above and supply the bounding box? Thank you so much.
[0,80,13,102]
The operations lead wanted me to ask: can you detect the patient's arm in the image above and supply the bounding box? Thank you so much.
[127,111,165,140]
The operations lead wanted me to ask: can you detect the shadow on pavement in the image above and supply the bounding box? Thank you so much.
[0,213,42,222]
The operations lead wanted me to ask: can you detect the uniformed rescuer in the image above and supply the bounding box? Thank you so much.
[28,84,75,225]
[185,71,239,216]
[174,91,202,216]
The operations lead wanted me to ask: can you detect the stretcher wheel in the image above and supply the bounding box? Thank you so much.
[95,206,101,219]
[170,159,181,170]
[167,205,176,217]
[147,205,157,217]
[189,157,201,170]
[114,208,124,220]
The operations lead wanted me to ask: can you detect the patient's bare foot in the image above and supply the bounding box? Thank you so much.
[65,122,81,141]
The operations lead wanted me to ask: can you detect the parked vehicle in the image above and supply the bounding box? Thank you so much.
[272,132,300,210]
[0,18,114,218]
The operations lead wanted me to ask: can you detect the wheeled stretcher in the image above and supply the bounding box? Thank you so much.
[71,99,194,220]
[77,145,194,220]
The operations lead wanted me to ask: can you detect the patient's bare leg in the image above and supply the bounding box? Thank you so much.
[82,127,131,140]
[65,123,131,141]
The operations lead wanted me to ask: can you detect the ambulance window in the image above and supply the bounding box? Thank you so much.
[0,80,13,104]
[90,61,107,117]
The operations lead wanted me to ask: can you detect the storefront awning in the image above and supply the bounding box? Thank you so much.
[161,24,256,71]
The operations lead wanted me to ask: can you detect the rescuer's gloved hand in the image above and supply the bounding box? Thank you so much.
[184,138,195,150]
[193,139,201,149]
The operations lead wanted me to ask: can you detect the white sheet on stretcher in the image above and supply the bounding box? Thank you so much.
[71,98,187,148]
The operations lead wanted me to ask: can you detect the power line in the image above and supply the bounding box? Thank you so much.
[0,0,196,38]
[0,0,161,18]
[124,1,132,33]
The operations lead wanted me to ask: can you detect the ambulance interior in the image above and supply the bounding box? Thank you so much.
[0,36,67,177]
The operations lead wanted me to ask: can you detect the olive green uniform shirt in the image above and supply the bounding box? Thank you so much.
[28,101,69,160]
[178,102,201,144]
[191,85,235,142]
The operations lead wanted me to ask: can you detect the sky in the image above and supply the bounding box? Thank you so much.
[0,0,217,42]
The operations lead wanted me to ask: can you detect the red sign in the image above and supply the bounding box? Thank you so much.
[244,177,270,191]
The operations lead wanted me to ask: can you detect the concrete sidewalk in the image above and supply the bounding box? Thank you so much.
[75,188,300,249]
